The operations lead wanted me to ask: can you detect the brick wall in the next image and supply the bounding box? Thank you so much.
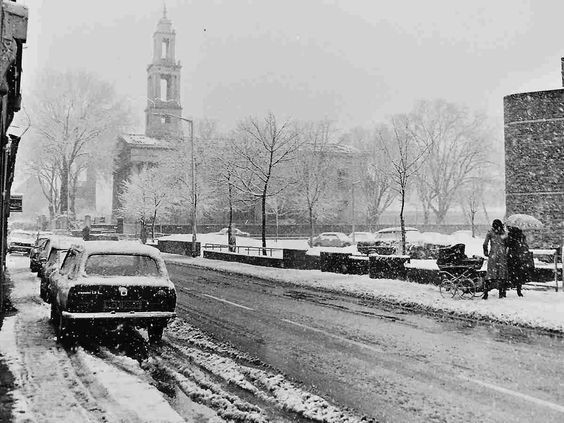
[504,89,564,248]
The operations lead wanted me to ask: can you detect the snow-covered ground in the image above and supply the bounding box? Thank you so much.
[0,255,365,423]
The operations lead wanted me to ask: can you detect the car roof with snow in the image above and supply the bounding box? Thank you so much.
[75,241,161,257]
[377,227,419,233]
[49,236,83,250]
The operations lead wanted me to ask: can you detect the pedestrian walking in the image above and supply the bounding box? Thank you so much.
[482,219,508,299]
[506,226,532,297]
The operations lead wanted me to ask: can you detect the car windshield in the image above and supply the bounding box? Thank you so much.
[11,231,34,240]
[85,254,161,277]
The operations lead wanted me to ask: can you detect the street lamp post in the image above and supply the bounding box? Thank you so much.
[152,111,197,256]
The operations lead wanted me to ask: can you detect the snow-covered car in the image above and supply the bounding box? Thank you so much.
[374,226,420,242]
[348,232,376,244]
[217,227,250,237]
[29,234,52,272]
[40,237,82,302]
[357,227,421,255]
[49,241,176,344]
[7,230,35,255]
[308,232,352,248]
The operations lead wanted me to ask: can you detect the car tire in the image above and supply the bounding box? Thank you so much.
[148,322,165,343]
[40,283,50,303]
[50,302,56,322]
[56,309,74,345]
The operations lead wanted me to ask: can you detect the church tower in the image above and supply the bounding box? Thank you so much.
[145,6,182,138]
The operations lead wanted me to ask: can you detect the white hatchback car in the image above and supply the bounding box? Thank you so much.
[49,241,176,344]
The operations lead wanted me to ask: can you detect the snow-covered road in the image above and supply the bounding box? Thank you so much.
[0,256,365,423]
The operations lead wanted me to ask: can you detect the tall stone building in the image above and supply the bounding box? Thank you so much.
[504,60,564,248]
[112,8,183,218]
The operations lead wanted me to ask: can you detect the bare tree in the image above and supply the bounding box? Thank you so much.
[362,126,397,228]
[208,139,247,250]
[458,177,484,237]
[409,99,489,224]
[118,167,173,242]
[231,112,301,254]
[161,119,220,229]
[380,117,431,254]
[29,70,130,219]
[294,120,335,246]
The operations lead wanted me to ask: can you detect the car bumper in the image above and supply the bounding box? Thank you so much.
[9,245,32,253]
[62,311,176,320]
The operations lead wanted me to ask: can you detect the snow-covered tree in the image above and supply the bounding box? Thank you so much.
[118,167,173,242]
[409,99,489,224]
[380,116,432,254]
[294,120,336,246]
[28,70,130,218]
[231,112,301,254]
[342,126,397,228]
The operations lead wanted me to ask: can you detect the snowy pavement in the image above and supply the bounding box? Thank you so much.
[163,254,564,334]
[0,255,366,423]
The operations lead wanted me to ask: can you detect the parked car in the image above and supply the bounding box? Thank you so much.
[37,235,78,280]
[374,226,420,242]
[7,230,35,255]
[357,227,421,255]
[49,241,176,344]
[348,232,376,244]
[40,237,81,302]
[308,232,352,248]
[29,234,52,272]
[217,227,250,237]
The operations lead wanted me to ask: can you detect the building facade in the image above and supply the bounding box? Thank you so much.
[504,62,564,248]
[112,8,182,218]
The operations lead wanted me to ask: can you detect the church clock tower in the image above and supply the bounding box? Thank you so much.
[145,6,182,138]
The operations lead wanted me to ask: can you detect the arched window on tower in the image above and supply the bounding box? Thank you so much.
[161,39,169,60]
[160,77,168,101]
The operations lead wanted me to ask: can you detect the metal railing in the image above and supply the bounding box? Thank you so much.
[204,243,284,257]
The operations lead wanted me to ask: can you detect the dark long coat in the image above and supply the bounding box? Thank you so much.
[483,229,508,280]
[506,227,532,287]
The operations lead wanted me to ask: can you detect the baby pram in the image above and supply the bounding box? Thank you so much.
[436,244,485,299]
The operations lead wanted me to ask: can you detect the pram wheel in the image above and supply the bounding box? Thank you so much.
[457,278,476,299]
[439,280,456,298]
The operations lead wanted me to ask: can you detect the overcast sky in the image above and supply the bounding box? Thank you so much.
[19,0,564,132]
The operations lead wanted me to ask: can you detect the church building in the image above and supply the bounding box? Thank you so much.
[112,8,183,219]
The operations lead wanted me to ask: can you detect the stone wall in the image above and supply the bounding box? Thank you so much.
[504,89,564,248]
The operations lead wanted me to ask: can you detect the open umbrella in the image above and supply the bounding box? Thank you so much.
[505,214,544,230]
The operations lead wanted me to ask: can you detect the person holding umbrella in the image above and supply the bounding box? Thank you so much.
[504,213,542,297]
[482,219,508,299]
[506,226,532,297]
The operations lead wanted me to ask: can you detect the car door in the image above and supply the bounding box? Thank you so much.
[50,249,79,307]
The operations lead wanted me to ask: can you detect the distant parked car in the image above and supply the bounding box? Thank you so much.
[374,226,420,242]
[49,241,176,344]
[308,232,352,248]
[357,227,421,255]
[40,237,81,302]
[349,232,376,243]
[29,234,52,272]
[217,227,250,237]
[7,230,35,255]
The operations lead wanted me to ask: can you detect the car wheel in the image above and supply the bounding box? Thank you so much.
[50,302,56,322]
[56,309,74,345]
[148,322,165,343]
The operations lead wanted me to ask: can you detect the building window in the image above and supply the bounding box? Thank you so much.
[160,77,168,101]
[162,39,169,59]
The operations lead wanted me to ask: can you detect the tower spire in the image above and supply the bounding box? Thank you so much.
[163,2,167,19]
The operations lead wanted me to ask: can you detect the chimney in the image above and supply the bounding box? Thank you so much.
[561,57,564,87]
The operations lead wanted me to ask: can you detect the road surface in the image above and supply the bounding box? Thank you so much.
[167,261,564,423]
